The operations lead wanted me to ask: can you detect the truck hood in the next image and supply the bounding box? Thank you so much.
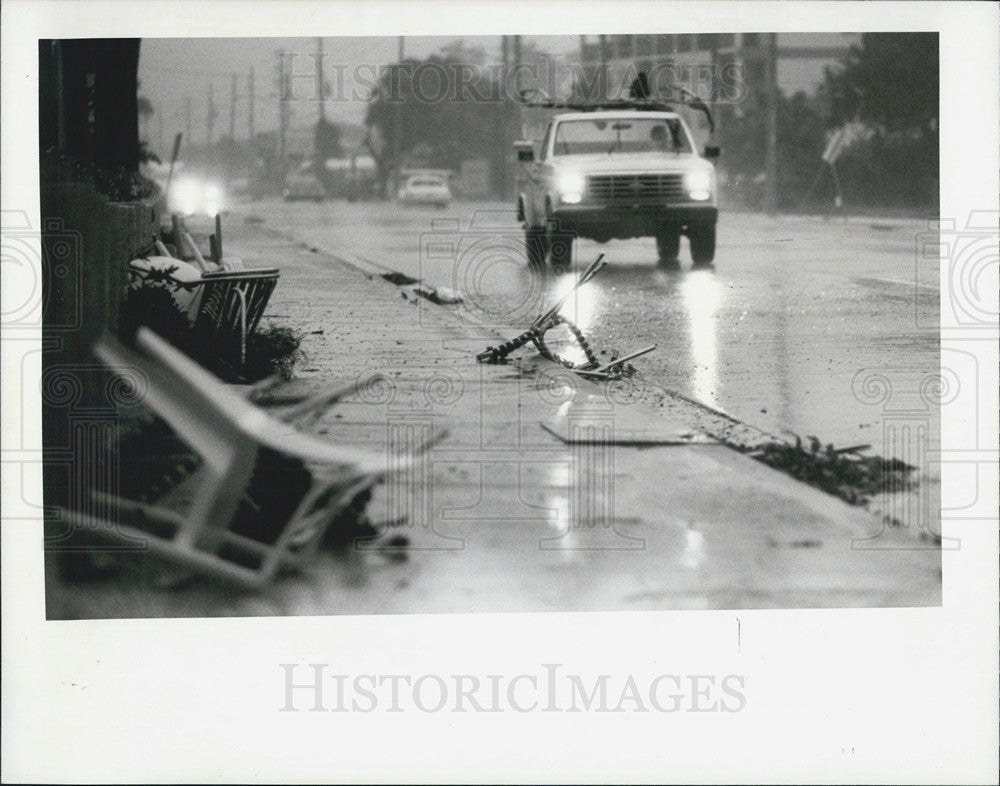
[551,153,711,174]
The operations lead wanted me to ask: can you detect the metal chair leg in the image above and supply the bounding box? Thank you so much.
[235,284,248,365]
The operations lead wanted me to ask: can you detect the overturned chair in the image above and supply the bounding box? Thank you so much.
[56,327,444,588]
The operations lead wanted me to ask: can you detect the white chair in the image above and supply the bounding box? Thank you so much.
[57,327,444,588]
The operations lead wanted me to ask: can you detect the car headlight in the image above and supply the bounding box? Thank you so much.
[203,183,223,216]
[685,169,713,201]
[556,170,585,204]
[171,178,202,215]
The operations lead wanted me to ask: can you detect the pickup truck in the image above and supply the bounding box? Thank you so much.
[515,100,720,268]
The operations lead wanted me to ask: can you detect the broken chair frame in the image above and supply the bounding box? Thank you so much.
[55,327,442,588]
[476,254,655,379]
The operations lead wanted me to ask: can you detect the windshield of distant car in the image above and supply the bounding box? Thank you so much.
[552,118,691,155]
[409,178,445,187]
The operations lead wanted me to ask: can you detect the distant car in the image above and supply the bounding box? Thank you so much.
[167,174,225,217]
[283,171,326,202]
[398,175,451,208]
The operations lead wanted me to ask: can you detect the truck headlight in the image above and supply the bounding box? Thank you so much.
[685,169,713,201]
[556,171,585,204]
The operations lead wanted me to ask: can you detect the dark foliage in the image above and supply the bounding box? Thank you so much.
[365,54,506,181]
[42,150,161,202]
[745,436,916,507]
[121,271,304,384]
[824,33,938,134]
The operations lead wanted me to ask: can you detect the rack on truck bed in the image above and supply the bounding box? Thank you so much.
[516,86,715,134]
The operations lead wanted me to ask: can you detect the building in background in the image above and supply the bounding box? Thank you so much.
[573,34,860,210]
[574,34,859,142]
[577,33,860,100]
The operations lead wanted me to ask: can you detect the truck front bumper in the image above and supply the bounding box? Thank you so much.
[549,203,718,242]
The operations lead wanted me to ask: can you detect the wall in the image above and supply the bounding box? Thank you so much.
[41,178,165,509]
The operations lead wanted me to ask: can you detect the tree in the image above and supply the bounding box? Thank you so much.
[313,117,343,162]
[437,39,487,67]
[365,51,505,194]
[824,33,938,135]
[823,33,939,209]
[136,81,159,163]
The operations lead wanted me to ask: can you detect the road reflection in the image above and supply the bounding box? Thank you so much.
[553,271,601,366]
[247,197,941,467]
[678,270,722,409]
[530,257,722,415]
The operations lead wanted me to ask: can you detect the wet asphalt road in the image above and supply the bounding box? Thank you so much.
[239,197,940,469]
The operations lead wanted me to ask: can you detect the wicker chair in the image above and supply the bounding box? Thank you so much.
[191,268,280,365]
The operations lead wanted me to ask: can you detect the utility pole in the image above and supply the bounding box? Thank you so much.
[598,35,609,98]
[248,67,255,141]
[229,73,237,139]
[278,51,289,161]
[512,35,522,192]
[764,32,779,214]
[207,81,215,147]
[500,35,510,199]
[392,36,404,195]
[512,35,522,95]
[316,37,326,122]
[185,95,192,149]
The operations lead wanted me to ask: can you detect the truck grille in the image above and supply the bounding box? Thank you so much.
[587,173,686,202]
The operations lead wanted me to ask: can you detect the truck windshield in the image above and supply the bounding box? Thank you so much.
[552,118,691,156]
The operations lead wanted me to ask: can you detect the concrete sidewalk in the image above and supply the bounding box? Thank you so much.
[50,216,941,618]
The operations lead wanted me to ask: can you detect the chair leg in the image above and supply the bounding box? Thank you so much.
[235,284,248,365]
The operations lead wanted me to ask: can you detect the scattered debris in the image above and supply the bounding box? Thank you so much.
[766,536,823,549]
[242,326,305,382]
[743,435,916,507]
[476,254,655,380]
[56,329,446,590]
[381,271,420,286]
[124,213,283,381]
[591,344,657,374]
[413,284,463,305]
[381,534,410,562]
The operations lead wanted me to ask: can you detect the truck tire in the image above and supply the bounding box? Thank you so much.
[543,201,573,269]
[525,228,548,269]
[689,222,716,266]
[656,229,680,261]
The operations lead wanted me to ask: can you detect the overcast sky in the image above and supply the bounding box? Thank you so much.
[138,36,582,155]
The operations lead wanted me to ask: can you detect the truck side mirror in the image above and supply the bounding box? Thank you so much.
[514,141,534,162]
[704,145,720,159]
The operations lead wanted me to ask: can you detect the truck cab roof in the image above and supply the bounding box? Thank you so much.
[551,110,682,123]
